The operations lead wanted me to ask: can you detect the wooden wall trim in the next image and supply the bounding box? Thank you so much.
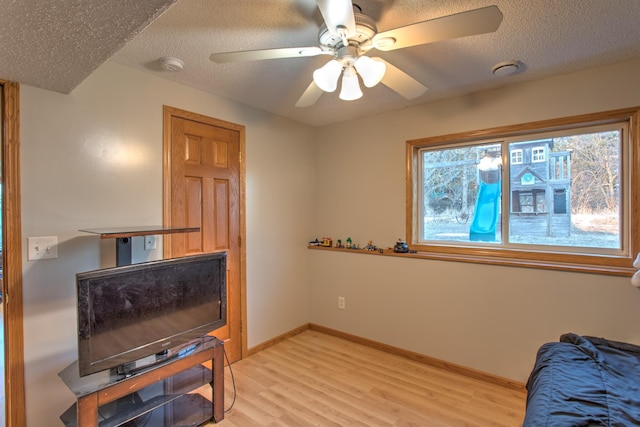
[246,324,311,356]
[405,106,640,277]
[2,80,26,426]
[310,324,526,392]
[247,323,526,392]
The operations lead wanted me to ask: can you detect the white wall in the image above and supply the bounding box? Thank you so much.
[310,58,640,383]
[20,61,316,426]
[18,55,640,425]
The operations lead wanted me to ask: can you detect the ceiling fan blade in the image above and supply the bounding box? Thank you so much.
[316,0,356,37]
[210,46,331,63]
[373,5,502,51]
[379,60,427,99]
[295,81,324,108]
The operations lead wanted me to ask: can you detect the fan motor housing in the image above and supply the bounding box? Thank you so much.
[318,12,377,50]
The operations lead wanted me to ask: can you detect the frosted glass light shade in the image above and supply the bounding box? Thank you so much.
[339,66,363,101]
[313,59,342,92]
[354,56,386,88]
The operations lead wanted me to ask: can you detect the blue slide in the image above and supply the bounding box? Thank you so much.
[469,180,501,241]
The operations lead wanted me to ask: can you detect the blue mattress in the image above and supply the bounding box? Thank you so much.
[523,333,640,426]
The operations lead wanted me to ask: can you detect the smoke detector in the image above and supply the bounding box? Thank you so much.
[160,57,185,72]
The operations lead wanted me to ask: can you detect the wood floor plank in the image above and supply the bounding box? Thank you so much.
[202,330,526,426]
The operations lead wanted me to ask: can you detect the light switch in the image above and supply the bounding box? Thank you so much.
[27,236,58,260]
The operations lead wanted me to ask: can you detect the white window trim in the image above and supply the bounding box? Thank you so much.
[532,146,546,163]
[510,149,523,164]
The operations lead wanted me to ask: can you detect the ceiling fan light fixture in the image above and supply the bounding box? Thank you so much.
[339,66,363,101]
[313,59,343,92]
[354,56,386,88]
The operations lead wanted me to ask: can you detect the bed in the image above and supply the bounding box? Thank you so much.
[523,333,640,426]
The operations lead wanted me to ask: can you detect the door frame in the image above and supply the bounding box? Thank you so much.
[1,80,26,426]
[162,105,247,359]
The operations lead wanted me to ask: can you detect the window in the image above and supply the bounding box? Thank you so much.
[407,107,640,275]
[532,146,546,162]
[512,190,546,213]
[510,149,523,164]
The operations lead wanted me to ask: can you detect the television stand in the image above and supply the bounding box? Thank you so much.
[58,335,224,426]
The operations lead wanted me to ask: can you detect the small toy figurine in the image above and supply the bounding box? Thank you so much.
[321,237,333,247]
[309,238,321,246]
[346,237,352,249]
[335,239,344,248]
[364,240,377,251]
[394,238,409,253]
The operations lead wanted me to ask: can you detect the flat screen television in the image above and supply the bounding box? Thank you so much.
[76,252,226,377]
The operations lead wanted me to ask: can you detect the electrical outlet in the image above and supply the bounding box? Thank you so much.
[338,296,346,310]
[27,236,58,260]
[144,235,157,250]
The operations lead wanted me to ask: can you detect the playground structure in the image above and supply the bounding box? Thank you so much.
[469,166,501,242]
[424,139,572,242]
[507,139,572,240]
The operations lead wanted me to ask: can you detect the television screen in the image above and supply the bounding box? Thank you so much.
[77,252,226,377]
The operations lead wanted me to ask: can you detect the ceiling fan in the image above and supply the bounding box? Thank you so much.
[210,1,503,107]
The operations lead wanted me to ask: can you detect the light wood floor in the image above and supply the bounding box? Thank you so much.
[201,330,527,426]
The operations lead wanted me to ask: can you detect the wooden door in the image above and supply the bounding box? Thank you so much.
[163,106,245,363]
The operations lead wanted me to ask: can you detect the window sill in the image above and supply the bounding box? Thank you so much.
[308,245,636,277]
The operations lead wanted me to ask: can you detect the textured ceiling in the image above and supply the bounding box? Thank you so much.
[0,0,177,93]
[3,1,640,127]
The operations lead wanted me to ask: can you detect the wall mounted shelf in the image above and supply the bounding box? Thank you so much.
[308,245,398,256]
[80,226,200,266]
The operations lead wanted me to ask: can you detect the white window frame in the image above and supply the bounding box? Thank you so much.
[510,149,523,164]
[406,107,640,276]
[532,146,546,163]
